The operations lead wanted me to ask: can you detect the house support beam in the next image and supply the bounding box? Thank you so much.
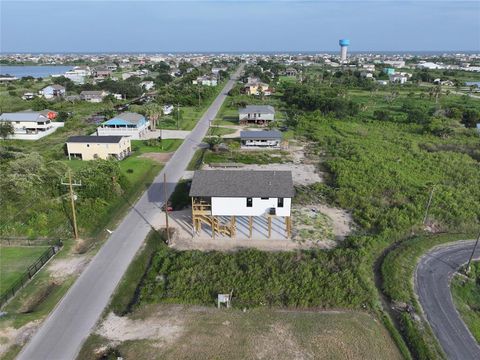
[249,216,253,239]
[268,216,272,238]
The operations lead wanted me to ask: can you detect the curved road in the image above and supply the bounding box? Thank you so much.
[18,65,243,360]
[415,240,480,360]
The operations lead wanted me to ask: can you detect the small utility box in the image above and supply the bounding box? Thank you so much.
[217,294,231,308]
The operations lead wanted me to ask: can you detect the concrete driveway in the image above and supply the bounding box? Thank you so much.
[17,65,244,360]
[415,240,480,360]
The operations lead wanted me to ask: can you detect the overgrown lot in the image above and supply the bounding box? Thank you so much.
[451,261,480,343]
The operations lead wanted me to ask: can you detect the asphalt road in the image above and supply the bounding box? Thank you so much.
[17,65,243,360]
[415,240,480,360]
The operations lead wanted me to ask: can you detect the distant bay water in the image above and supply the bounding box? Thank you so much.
[0,65,73,78]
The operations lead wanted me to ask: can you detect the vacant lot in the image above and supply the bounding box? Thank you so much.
[0,246,49,293]
[80,305,402,360]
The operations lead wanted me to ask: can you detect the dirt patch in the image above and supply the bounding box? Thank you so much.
[0,320,41,357]
[254,322,314,360]
[140,152,174,163]
[96,309,185,345]
[48,255,89,280]
[203,162,322,186]
[293,205,354,243]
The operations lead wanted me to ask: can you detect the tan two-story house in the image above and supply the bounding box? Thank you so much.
[66,135,131,161]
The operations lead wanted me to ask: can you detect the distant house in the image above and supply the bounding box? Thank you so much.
[383,68,395,75]
[39,84,65,99]
[64,66,91,84]
[22,92,36,100]
[96,112,150,139]
[243,79,271,96]
[376,80,389,86]
[238,105,275,125]
[140,81,155,91]
[93,67,112,79]
[105,63,118,71]
[212,67,227,75]
[193,75,218,86]
[0,75,18,83]
[285,68,298,77]
[389,74,408,84]
[0,110,63,140]
[66,135,131,161]
[80,90,109,103]
[240,130,282,148]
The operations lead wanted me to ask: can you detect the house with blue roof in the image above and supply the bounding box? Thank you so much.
[96,112,150,139]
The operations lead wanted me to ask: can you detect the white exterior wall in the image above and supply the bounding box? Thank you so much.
[96,121,150,140]
[211,197,291,217]
[241,139,280,148]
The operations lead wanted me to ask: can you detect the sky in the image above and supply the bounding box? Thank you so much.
[1,0,479,53]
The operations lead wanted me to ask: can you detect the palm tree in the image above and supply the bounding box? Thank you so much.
[145,104,163,129]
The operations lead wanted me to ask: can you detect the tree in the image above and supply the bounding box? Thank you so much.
[461,109,480,128]
[145,103,163,129]
[0,122,14,139]
[205,135,222,152]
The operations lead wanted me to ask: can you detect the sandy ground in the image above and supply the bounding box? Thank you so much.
[47,255,90,280]
[151,206,350,252]
[0,320,41,357]
[96,310,185,345]
[140,152,174,163]
[84,305,403,360]
[203,163,323,186]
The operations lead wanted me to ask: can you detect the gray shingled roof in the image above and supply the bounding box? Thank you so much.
[240,130,282,140]
[67,136,124,143]
[112,112,144,124]
[238,105,275,114]
[189,170,294,198]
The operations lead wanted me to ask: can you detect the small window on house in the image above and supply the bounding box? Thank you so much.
[278,198,284,208]
[87,144,90,147]
[246,197,253,207]
[261,197,269,200]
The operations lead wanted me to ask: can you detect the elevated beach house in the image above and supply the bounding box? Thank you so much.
[240,130,282,149]
[238,105,275,125]
[190,170,294,238]
[96,112,150,139]
[0,110,62,140]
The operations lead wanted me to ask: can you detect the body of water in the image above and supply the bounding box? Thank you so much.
[0,65,73,78]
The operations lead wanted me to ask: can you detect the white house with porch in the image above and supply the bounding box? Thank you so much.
[238,105,275,125]
[0,110,63,140]
[190,170,294,238]
[240,130,282,148]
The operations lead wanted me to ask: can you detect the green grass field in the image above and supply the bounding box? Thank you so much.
[0,246,49,293]
[78,305,402,360]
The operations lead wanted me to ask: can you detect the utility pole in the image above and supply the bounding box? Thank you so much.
[198,86,201,107]
[176,102,180,130]
[465,231,480,275]
[61,169,82,240]
[423,185,435,225]
[163,172,170,244]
